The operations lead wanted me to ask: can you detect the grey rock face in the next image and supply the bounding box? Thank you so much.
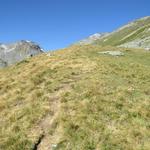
[119,37,150,50]
[0,40,44,68]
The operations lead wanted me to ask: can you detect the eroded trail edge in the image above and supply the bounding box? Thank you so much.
[32,76,81,150]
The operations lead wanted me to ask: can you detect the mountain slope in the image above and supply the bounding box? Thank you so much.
[0,40,44,68]
[77,16,150,49]
[0,45,150,150]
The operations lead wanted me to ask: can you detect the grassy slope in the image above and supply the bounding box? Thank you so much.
[94,17,150,46]
[0,45,150,150]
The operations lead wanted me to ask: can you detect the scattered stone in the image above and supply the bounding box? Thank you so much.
[98,51,124,56]
[145,48,150,51]
[51,144,57,149]
[46,53,51,57]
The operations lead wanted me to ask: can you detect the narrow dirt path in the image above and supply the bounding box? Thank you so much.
[30,72,83,150]
[34,84,71,150]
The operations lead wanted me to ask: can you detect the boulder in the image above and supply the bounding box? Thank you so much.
[98,51,124,56]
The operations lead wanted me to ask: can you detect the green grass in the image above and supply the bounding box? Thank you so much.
[0,45,150,150]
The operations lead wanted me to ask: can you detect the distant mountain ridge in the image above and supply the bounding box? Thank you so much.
[76,16,150,50]
[1,16,150,69]
[0,40,44,68]
[76,33,109,45]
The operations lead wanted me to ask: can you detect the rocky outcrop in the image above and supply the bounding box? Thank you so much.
[119,35,150,49]
[0,40,44,68]
[98,51,124,56]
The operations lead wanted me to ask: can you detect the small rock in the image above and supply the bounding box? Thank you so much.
[98,51,124,56]
[46,53,51,57]
[145,48,150,51]
[51,144,57,149]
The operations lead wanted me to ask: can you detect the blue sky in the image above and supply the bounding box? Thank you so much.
[0,0,150,50]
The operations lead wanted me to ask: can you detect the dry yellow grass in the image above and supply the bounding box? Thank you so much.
[0,45,150,150]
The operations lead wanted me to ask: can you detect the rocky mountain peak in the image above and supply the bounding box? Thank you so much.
[0,40,44,68]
